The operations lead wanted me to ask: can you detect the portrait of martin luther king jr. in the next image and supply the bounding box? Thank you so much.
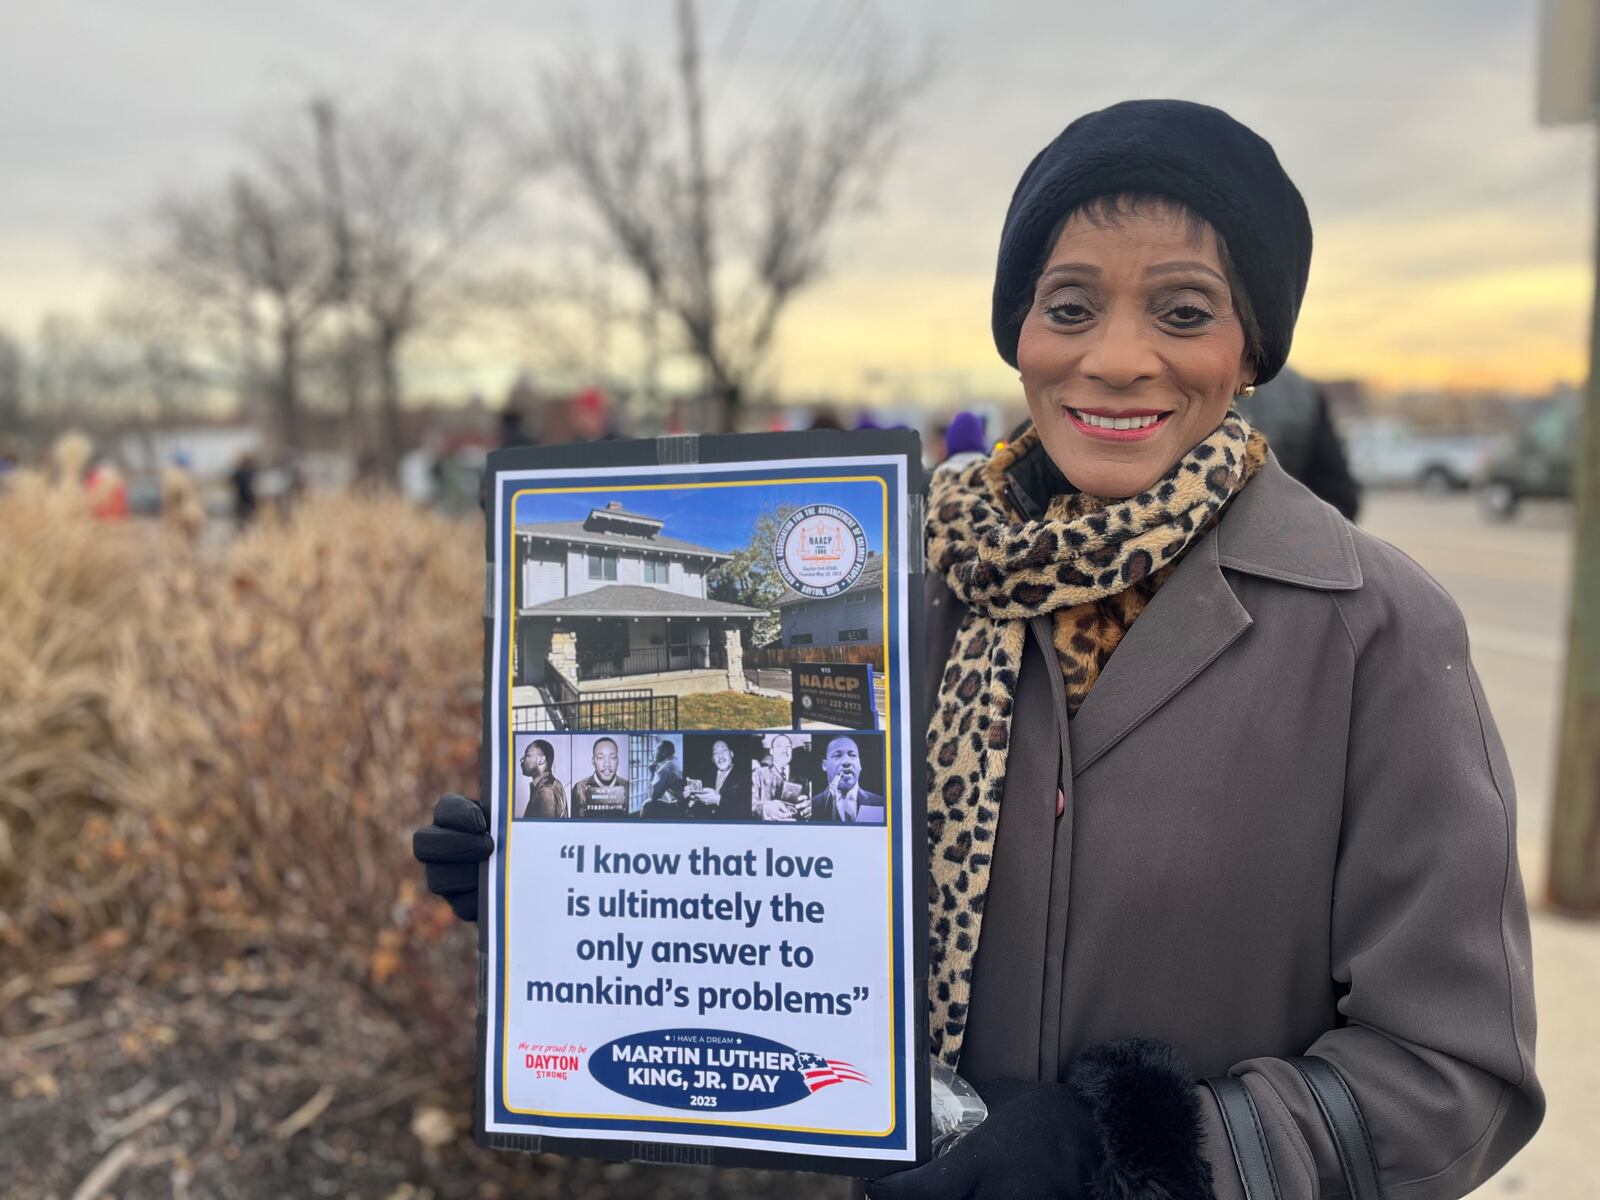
[570,736,630,818]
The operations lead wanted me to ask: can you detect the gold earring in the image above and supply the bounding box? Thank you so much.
[1238,384,1256,399]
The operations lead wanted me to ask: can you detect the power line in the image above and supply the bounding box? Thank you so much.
[709,0,758,107]
[715,0,758,67]
[793,0,868,107]
[771,0,833,100]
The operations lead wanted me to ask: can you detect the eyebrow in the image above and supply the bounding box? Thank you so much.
[1145,260,1227,286]
[1037,262,1100,287]
[1036,260,1227,289]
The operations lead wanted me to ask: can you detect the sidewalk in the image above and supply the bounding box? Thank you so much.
[1469,843,1600,1197]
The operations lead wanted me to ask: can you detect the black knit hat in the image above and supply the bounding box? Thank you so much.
[992,99,1312,385]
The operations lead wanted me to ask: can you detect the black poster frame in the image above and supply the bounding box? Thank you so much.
[473,429,930,1179]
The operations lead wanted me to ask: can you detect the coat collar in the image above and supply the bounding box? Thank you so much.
[1002,440,1361,592]
[1002,442,1361,777]
[1211,453,1362,592]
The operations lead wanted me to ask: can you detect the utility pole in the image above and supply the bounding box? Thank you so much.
[310,96,367,456]
[677,0,723,428]
[1548,121,1600,912]
[1540,0,1600,914]
[310,96,353,303]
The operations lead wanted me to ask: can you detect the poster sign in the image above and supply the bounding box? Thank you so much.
[791,662,877,731]
[478,431,928,1176]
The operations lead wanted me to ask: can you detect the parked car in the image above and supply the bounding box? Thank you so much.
[1340,417,1496,493]
[1477,397,1578,519]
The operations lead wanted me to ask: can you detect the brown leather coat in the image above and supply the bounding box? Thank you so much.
[925,450,1542,1198]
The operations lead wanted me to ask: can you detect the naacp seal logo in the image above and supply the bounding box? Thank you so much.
[775,505,868,599]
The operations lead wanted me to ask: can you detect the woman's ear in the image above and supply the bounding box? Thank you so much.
[1236,351,1256,396]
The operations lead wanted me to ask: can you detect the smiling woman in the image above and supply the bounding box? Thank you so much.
[884,99,1544,1200]
[1019,199,1259,498]
[413,96,1546,1200]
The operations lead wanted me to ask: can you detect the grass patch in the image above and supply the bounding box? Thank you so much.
[679,691,792,730]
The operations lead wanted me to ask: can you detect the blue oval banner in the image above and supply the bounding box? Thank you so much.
[588,1028,870,1113]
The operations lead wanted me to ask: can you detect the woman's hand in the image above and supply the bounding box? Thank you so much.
[412,793,493,922]
[867,1081,1099,1200]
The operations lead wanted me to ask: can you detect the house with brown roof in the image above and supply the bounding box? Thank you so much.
[514,501,765,694]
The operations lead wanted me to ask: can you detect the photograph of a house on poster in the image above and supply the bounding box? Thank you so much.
[511,479,886,733]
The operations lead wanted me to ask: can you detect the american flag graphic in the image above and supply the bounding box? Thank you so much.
[796,1051,870,1092]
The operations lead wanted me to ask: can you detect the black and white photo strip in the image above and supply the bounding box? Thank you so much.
[510,731,886,825]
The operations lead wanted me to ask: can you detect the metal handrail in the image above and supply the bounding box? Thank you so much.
[513,691,679,733]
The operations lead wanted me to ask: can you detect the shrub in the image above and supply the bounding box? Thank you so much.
[3,477,485,1040]
[117,493,485,1030]
[0,468,147,947]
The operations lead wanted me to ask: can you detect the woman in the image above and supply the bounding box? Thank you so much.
[415,101,1541,1198]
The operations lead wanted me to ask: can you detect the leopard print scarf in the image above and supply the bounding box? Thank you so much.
[924,410,1268,1067]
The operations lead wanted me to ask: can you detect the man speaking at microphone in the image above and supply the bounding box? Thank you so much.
[811,736,885,825]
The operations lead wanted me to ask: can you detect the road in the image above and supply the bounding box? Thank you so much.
[1356,491,1571,844]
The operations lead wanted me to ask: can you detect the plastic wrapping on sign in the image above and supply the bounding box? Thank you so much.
[929,1059,988,1157]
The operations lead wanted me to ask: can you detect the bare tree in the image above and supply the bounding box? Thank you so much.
[136,81,535,472]
[27,315,124,436]
[316,83,540,475]
[538,0,920,428]
[97,296,215,425]
[0,328,22,436]
[148,158,342,453]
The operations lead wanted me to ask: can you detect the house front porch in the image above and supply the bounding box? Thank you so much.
[516,610,756,694]
[511,666,734,711]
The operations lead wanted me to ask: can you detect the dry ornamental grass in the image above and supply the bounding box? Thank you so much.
[0,468,837,1197]
[0,462,148,945]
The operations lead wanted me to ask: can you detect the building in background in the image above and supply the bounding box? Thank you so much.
[773,554,884,650]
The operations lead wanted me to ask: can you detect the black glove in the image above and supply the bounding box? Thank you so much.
[868,1039,1213,1200]
[412,793,493,922]
[868,1080,1100,1200]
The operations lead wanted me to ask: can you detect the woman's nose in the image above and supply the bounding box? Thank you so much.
[1078,316,1161,389]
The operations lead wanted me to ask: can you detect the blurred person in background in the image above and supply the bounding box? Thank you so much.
[398,434,441,506]
[568,386,615,442]
[942,410,990,462]
[0,438,19,490]
[416,99,1540,1200]
[229,452,258,527]
[84,459,129,520]
[482,407,535,512]
[497,406,532,450]
[160,461,206,540]
[1234,365,1361,519]
[279,454,306,510]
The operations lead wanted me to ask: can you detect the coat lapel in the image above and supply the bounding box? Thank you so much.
[1067,530,1250,777]
[1063,456,1362,777]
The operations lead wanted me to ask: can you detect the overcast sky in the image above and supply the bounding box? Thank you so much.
[1,0,1590,404]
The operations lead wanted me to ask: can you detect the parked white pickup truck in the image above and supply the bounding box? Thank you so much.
[1339,417,1496,492]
